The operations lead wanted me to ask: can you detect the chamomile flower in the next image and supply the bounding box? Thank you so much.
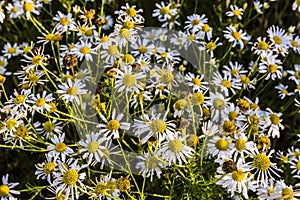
[267,25,291,56]
[290,157,300,176]
[184,72,208,92]
[0,174,20,200]
[223,26,249,49]
[89,171,120,199]
[160,131,194,166]
[47,133,74,161]
[226,5,244,20]
[2,43,21,59]
[113,26,138,47]
[184,14,207,32]
[231,133,256,162]
[265,108,284,138]
[35,154,57,184]
[200,120,219,137]
[52,159,86,200]
[53,11,76,32]
[275,83,293,99]
[0,1,4,23]
[258,52,283,80]
[254,0,264,14]
[205,92,230,123]
[97,109,130,139]
[6,2,23,19]
[114,65,146,93]
[72,41,97,62]
[98,15,114,30]
[252,37,272,55]
[37,29,63,45]
[27,91,54,113]
[57,79,87,104]
[130,90,153,109]
[248,148,282,186]
[212,71,242,97]
[155,47,181,67]
[223,61,247,78]
[78,131,107,165]
[0,56,8,74]
[207,135,234,159]
[201,37,222,57]
[152,2,177,22]
[136,150,164,182]
[34,119,63,139]
[216,159,258,199]
[4,89,32,112]
[21,0,42,19]
[114,3,144,24]
[290,35,300,54]
[133,111,176,144]
[130,38,155,59]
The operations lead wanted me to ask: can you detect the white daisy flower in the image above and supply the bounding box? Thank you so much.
[130,38,155,59]
[184,72,208,92]
[133,110,176,144]
[136,150,164,182]
[6,2,23,19]
[114,65,146,93]
[205,92,230,123]
[267,25,291,56]
[207,135,234,159]
[27,91,54,113]
[2,43,22,59]
[160,131,194,166]
[292,0,300,12]
[226,5,244,20]
[114,3,144,24]
[34,119,63,139]
[0,174,20,199]
[21,0,42,19]
[258,52,283,80]
[212,71,242,97]
[252,37,273,55]
[35,154,58,184]
[47,133,74,161]
[265,108,284,138]
[152,2,177,22]
[78,131,107,165]
[53,11,76,32]
[52,159,86,200]
[57,79,87,104]
[97,109,130,139]
[72,41,97,62]
[290,35,300,54]
[4,89,32,112]
[184,14,207,32]
[248,148,282,186]
[275,83,293,99]
[223,26,249,49]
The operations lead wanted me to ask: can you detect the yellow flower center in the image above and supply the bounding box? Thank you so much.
[108,45,118,56]
[55,142,67,152]
[44,121,55,132]
[160,7,170,15]
[240,76,250,84]
[120,28,131,39]
[248,115,259,125]
[32,55,44,65]
[297,0,300,5]
[146,155,160,169]
[232,32,241,40]
[100,35,109,43]
[43,162,56,174]
[0,185,9,197]
[268,64,277,73]
[228,111,238,121]
[253,153,270,171]
[66,86,79,96]
[223,120,236,133]
[237,99,250,112]
[122,54,134,64]
[235,138,246,151]
[7,119,17,130]
[124,21,135,29]
[0,75,5,84]
[150,119,167,133]
[11,7,18,14]
[15,125,29,138]
[63,169,79,185]
[191,92,204,105]
[233,9,241,16]
[192,78,201,86]
[269,113,280,125]
[60,17,69,26]
[28,73,39,84]
[8,47,16,54]
[84,29,93,37]
[95,182,107,195]
[202,24,210,32]
[0,60,5,67]
[296,161,300,170]
[187,134,199,147]
[168,139,183,153]
[222,80,232,88]
[206,42,217,51]
[258,136,271,149]
[36,98,46,107]
[247,124,259,136]
[216,138,229,150]
[281,188,294,200]
[174,99,188,111]
[187,34,196,41]
[106,120,120,131]
[14,95,25,105]
[191,19,200,26]
[126,7,137,17]
[232,169,245,181]
[138,45,148,53]
[87,141,99,153]
[291,40,299,48]
[273,36,282,44]
[80,46,91,54]
[122,74,136,87]
[23,2,33,12]
[159,70,174,84]
[213,98,226,110]
[257,41,269,50]
[116,177,131,192]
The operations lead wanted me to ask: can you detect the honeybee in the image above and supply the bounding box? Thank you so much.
[222,160,237,173]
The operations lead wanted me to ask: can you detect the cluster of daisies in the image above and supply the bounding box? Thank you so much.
[0,0,300,199]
